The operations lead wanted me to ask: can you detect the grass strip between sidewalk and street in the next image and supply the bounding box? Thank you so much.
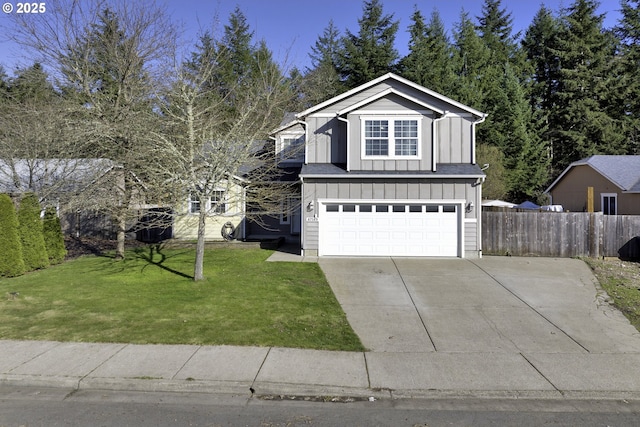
[0,246,364,351]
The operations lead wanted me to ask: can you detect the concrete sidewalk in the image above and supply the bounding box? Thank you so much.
[3,339,640,400]
[2,256,640,400]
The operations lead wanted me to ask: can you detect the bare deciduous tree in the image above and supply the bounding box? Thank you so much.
[4,0,178,259]
[152,32,295,280]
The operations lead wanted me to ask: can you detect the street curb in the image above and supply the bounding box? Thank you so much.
[5,374,640,402]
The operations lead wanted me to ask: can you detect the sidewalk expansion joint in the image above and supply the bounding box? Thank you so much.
[391,257,437,351]
[468,260,590,353]
[519,352,562,393]
[249,346,272,396]
[79,343,128,386]
[171,345,202,380]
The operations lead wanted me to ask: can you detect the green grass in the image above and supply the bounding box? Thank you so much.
[0,246,364,351]
[583,258,640,331]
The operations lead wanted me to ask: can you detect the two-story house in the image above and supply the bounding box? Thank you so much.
[246,73,487,258]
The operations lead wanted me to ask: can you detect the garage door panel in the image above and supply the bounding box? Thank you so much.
[319,202,460,257]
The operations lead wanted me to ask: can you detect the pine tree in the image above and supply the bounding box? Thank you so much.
[216,7,255,96]
[497,64,549,202]
[523,6,562,114]
[309,19,342,71]
[59,6,165,260]
[399,8,455,94]
[43,207,67,264]
[0,194,25,277]
[451,11,490,108]
[476,0,519,64]
[338,0,399,88]
[300,20,345,107]
[17,192,49,271]
[550,0,624,172]
[614,0,640,154]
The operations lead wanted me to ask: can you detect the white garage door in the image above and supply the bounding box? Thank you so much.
[318,202,460,257]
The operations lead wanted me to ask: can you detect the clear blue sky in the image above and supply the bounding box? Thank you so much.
[167,0,622,70]
[0,0,624,74]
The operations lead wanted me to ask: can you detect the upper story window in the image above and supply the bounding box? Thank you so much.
[362,117,420,158]
[279,133,305,162]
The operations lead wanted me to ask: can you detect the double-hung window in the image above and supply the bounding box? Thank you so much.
[363,118,420,158]
[280,134,305,161]
[189,191,227,215]
[364,120,389,156]
[211,190,226,214]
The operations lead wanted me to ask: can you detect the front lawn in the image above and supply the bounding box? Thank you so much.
[0,246,364,351]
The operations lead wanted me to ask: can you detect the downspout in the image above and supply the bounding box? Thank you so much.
[432,111,450,172]
[471,114,488,164]
[300,175,305,256]
[337,115,350,172]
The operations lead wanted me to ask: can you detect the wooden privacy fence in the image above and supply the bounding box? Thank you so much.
[482,211,640,258]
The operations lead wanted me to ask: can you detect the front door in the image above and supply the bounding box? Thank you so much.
[290,197,301,235]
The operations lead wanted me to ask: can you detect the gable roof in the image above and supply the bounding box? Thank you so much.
[296,73,486,119]
[545,155,640,194]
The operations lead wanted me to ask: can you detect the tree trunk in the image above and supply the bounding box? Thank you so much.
[115,213,126,260]
[194,205,206,281]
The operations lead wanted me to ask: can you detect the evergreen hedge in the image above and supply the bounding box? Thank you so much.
[0,194,25,277]
[17,192,49,271]
[43,206,67,264]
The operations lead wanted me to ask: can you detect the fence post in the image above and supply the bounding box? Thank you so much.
[588,212,595,257]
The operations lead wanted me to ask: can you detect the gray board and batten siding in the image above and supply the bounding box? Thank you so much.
[301,175,482,256]
[304,81,476,169]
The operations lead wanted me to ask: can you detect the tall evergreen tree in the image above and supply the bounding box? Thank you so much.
[17,192,49,271]
[399,8,455,94]
[216,7,255,95]
[309,19,342,71]
[58,5,170,259]
[614,0,640,154]
[338,0,399,88]
[43,207,67,264]
[0,194,25,277]
[522,6,562,122]
[476,0,519,64]
[7,63,56,102]
[299,20,345,107]
[550,0,623,172]
[451,11,490,108]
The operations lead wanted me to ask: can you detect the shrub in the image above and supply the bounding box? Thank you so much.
[17,192,49,271]
[43,207,67,264]
[0,194,25,277]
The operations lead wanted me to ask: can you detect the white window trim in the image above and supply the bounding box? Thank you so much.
[601,192,617,215]
[188,190,229,215]
[278,132,305,162]
[360,116,422,160]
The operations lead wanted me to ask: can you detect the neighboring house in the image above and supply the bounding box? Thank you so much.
[246,73,487,258]
[0,158,118,237]
[545,155,640,215]
[171,178,246,241]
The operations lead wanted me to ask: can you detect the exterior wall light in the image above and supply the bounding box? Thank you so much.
[465,201,474,213]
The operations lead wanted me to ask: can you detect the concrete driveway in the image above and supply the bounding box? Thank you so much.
[319,256,640,354]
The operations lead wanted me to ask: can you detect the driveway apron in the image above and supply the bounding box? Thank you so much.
[319,256,640,354]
